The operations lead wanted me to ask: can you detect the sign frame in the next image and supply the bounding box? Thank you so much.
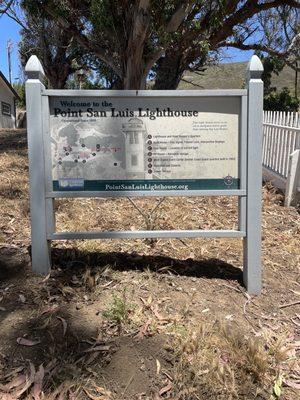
[25,55,264,294]
[46,90,246,198]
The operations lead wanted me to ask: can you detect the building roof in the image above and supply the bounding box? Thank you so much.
[127,117,144,124]
[0,70,20,100]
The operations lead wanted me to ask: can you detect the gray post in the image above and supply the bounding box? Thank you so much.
[244,55,264,294]
[285,149,300,207]
[25,55,51,275]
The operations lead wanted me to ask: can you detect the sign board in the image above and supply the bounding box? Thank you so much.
[25,55,264,294]
[49,97,239,192]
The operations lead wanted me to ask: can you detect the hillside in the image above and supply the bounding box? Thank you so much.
[179,61,298,92]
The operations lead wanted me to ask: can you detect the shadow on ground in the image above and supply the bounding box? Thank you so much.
[0,246,172,398]
[1,302,169,398]
[0,245,243,284]
[0,129,27,156]
[0,246,29,281]
[51,247,243,283]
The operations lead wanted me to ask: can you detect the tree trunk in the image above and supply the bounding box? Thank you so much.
[123,55,146,90]
[122,0,151,90]
[153,51,185,90]
[46,64,71,89]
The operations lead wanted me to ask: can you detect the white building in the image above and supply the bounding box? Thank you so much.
[0,71,19,129]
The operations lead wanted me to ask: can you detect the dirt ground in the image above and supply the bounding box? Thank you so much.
[0,129,299,400]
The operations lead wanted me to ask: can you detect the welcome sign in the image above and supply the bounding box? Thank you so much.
[25,54,263,294]
[49,96,239,191]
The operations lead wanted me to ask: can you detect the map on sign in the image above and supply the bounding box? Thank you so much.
[49,96,240,191]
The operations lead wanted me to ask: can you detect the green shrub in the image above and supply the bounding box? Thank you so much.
[13,82,26,108]
[264,87,299,112]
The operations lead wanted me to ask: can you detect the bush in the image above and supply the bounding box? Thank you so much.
[13,82,26,108]
[264,87,299,112]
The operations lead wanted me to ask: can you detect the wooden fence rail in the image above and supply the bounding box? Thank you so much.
[262,111,300,206]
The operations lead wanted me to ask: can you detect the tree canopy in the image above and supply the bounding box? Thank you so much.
[2,0,300,89]
[19,12,86,88]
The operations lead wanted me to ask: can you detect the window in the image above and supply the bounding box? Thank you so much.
[1,102,11,116]
[129,132,139,144]
[131,154,138,166]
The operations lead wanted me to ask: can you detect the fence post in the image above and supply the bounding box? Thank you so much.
[285,149,300,207]
[25,55,51,275]
[244,55,264,294]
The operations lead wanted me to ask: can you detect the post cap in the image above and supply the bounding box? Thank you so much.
[246,55,264,81]
[25,55,45,81]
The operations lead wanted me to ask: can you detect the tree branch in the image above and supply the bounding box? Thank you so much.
[222,40,285,57]
[222,40,300,71]
[1,1,28,30]
[41,3,123,78]
[180,77,204,88]
[143,48,165,76]
[211,0,299,46]
[166,1,194,33]
[0,0,13,15]
[5,11,27,30]
[257,0,300,11]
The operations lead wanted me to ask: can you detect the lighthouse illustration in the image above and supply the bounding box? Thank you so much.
[122,117,149,179]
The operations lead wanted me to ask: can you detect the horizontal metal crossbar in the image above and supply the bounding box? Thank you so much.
[43,89,247,97]
[49,230,246,240]
[46,189,246,198]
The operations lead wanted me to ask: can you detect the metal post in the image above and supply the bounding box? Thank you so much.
[25,55,51,275]
[244,55,264,294]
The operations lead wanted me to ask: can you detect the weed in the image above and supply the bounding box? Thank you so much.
[103,293,132,330]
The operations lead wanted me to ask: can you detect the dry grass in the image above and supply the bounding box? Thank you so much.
[0,129,299,400]
[170,322,300,400]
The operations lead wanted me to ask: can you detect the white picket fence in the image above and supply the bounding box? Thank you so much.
[262,111,300,206]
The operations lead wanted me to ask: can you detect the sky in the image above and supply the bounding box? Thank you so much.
[0,12,254,83]
[0,14,22,82]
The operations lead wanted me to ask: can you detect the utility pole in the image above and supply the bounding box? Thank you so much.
[6,39,13,84]
[295,60,299,100]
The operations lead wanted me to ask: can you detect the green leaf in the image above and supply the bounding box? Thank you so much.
[273,375,283,398]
